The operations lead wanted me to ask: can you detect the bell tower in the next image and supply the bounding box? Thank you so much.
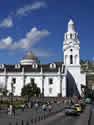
[63,19,82,96]
[63,19,80,66]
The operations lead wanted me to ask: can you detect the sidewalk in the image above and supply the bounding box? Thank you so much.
[89,104,94,125]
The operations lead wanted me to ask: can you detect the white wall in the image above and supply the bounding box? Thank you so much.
[7,76,23,96]
[67,65,86,95]
[64,47,80,65]
[43,75,60,97]
[80,73,86,86]
[62,76,67,97]
[0,76,6,88]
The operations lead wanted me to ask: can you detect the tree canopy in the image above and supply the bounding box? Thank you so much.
[0,87,8,96]
[21,81,41,98]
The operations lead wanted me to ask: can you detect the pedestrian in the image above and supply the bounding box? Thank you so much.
[21,104,25,112]
[7,104,10,115]
[42,104,46,112]
[28,102,31,108]
[12,104,15,116]
[48,104,52,112]
[34,102,38,111]
[9,104,12,116]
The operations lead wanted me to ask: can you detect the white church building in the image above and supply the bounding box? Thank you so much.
[0,19,86,97]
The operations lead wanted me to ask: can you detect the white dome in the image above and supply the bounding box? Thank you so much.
[20,51,40,65]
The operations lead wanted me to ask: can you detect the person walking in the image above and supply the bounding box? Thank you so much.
[21,104,25,112]
[34,102,39,112]
[12,104,15,116]
[9,104,12,116]
[7,104,10,115]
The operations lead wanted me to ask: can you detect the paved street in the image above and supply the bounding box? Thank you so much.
[0,104,91,125]
[89,103,94,125]
[40,104,90,125]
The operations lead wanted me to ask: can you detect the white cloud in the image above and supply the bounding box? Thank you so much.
[0,27,50,54]
[0,16,13,28]
[16,1,47,16]
[14,27,50,50]
[0,27,52,57]
[0,36,13,48]
[31,1,47,10]
[25,27,50,47]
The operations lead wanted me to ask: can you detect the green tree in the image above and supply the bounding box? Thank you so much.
[1,88,8,96]
[21,81,41,98]
[0,84,8,96]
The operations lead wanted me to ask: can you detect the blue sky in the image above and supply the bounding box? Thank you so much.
[0,0,93,64]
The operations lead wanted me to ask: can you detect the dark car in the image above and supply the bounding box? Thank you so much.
[64,106,79,116]
[79,100,86,110]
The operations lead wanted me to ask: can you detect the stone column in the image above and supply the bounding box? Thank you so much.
[4,68,7,89]
[58,67,62,96]
[23,75,27,87]
[40,76,44,96]
[62,76,66,97]
[22,67,25,87]
[42,76,45,96]
[40,67,45,96]
[24,76,27,86]
[58,75,62,96]
[60,76,62,96]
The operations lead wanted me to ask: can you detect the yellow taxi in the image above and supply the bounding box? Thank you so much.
[74,104,82,112]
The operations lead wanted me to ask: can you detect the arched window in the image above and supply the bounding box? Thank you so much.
[70,49,73,52]
[49,78,53,85]
[50,63,56,69]
[32,63,38,69]
[15,64,20,69]
[0,64,4,69]
[70,55,73,64]
[12,78,16,84]
[70,33,72,39]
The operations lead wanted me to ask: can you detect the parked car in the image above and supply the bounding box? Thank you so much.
[64,106,79,115]
[73,104,82,112]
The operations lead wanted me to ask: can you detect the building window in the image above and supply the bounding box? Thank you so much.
[50,63,56,69]
[49,88,52,94]
[12,78,16,84]
[31,78,34,83]
[70,33,72,39]
[70,55,73,64]
[32,63,38,69]
[0,64,4,69]
[15,64,20,69]
[49,78,53,85]
[70,49,73,52]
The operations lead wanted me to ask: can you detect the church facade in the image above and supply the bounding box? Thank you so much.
[0,20,86,97]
